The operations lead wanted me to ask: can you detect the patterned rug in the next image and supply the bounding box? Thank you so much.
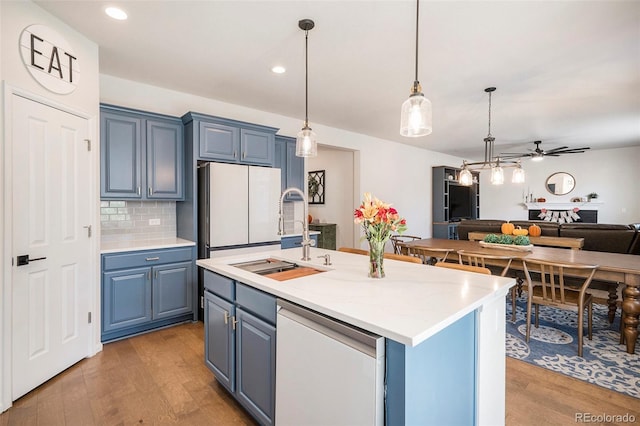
[506,296,640,399]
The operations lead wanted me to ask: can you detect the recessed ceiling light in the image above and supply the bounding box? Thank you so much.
[271,65,286,74]
[105,7,127,20]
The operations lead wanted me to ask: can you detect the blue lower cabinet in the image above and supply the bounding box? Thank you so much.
[152,262,193,320]
[204,291,235,392]
[103,267,152,333]
[101,247,196,342]
[236,308,276,425]
[203,270,276,426]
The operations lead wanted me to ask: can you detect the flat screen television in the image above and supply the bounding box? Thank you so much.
[449,184,473,221]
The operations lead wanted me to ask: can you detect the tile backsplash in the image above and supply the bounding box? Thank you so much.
[100,200,176,242]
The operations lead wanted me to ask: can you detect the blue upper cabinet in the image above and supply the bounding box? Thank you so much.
[101,104,184,200]
[101,111,142,198]
[275,135,304,201]
[183,112,277,166]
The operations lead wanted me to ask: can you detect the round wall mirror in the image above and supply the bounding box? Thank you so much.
[545,172,576,195]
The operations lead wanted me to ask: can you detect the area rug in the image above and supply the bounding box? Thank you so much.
[506,296,640,399]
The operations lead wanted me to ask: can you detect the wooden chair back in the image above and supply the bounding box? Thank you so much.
[435,262,491,275]
[390,235,422,254]
[337,247,368,255]
[521,258,598,356]
[338,247,423,264]
[457,250,514,277]
[383,252,423,264]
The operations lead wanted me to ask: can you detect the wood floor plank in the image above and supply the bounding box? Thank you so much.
[2,322,638,425]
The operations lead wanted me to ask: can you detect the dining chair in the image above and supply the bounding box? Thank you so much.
[383,252,424,264]
[434,262,491,275]
[457,250,518,320]
[522,259,598,357]
[403,246,452,265]
[390,235,422,254]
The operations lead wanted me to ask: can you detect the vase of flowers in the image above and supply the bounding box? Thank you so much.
[354,193,407,278]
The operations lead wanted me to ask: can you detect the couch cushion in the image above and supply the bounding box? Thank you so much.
[628,224,640,255]
[457,219,505,240]
[559,223,635,253]
[511,220,560,237]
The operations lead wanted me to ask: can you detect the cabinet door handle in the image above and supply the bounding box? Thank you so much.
[137,186,141,196]
[242,151,246,159]
[154,270,158,279]
[231,316,238,330]
[145,257,160,261]
[224,311,230,324]
[148,187,153,196]
[233,150,237,158]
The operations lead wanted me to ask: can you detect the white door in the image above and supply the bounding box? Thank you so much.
[11,94,92,399]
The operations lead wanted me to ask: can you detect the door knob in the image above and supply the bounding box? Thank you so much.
[16,255,47,266]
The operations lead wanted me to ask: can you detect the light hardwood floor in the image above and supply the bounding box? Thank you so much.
[2,322,638,425]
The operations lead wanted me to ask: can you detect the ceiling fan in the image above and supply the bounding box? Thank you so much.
[500,141,590,161]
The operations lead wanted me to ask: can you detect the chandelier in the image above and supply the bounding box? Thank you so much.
[458,87,525,186]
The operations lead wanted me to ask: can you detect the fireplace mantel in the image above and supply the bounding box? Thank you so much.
[523,202,604,211]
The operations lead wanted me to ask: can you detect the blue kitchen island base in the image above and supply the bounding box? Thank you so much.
[386,311,476,425]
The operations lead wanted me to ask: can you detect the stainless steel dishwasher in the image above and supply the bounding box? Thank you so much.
[275,299,385,426]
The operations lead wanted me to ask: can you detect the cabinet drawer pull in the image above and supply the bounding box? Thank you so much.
[224,311,230,324]
[145,257,160,261]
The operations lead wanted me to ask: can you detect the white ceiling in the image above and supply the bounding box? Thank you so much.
[35,0,640,160]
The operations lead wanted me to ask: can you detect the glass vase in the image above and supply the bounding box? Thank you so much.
[368,239,386,278]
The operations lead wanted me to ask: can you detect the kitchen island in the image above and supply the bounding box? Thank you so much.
[197,247,514,425]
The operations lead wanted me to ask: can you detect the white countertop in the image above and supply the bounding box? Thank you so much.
[101,237,196,254]
[197,247,513,347]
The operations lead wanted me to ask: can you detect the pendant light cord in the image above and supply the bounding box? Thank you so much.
[414,0,420,83]
[304,29,309,127]
[487,90,492,138]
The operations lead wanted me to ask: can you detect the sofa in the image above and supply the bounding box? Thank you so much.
[456,219,639,255]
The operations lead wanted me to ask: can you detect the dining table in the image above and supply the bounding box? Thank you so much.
[401,238,640,354]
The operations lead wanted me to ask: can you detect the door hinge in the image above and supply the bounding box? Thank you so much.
[85,139,91,151]
[88,312,92,324]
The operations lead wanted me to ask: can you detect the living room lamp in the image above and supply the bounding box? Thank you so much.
[458,87,525,186]
[400,0,432,137]
[296,19,318,157]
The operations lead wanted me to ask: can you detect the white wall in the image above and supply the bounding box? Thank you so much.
[100,75,464,247]
[1,0,100,412]
[479,146,640,224]
[308,146,355,248]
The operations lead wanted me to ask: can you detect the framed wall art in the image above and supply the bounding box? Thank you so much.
[308,170,325,204]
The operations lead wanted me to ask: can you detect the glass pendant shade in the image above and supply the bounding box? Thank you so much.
[459,168,473,186]
[400,93,432,137]
[512,166,526,183]
[491,165,504,185]
[296,127,317,157]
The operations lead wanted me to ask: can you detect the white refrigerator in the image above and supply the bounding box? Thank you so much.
[200,162,281,252]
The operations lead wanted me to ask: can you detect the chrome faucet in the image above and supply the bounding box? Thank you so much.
[278,187,315,261]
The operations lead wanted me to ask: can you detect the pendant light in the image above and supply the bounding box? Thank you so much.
[296,19,317,157]
[400,0,432,137]
[458,87,525,186]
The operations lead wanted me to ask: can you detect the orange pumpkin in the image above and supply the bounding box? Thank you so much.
[501,222,515,235]
[513,226,529,236]
[528,224,542,237]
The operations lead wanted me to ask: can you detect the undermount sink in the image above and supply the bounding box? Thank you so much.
[232,258,325,281]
